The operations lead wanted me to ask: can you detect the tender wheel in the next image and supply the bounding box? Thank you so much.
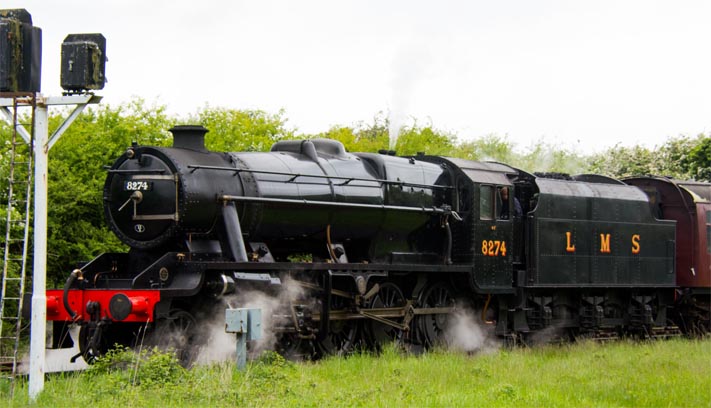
[366,282,406,348]
[151,309,200,367]
[417,282,455,347]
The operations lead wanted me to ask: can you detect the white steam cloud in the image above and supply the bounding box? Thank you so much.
[193,276,307,365]
[388,38,433,150]
[444,306,500,354]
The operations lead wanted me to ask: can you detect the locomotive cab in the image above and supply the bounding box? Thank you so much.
[416,156,522,293]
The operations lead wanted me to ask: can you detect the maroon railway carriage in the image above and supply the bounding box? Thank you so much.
[625,176,711,332]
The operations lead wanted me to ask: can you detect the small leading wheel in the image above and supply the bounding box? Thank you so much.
[151,308,200,367]
[276,332,316,361]
[79,321,137,364]
[366,282,406,348]
[417,282,455,347]
[78,322,108,364]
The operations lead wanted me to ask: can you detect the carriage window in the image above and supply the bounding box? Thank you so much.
[480,185,494,220]
[707,211,711,254]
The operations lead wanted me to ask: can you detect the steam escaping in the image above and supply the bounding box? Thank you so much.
[388,111,407,151]
[444,306,500,354]
[36,326,89,373]
[193,276,307,365]
[159,279,504,367]
[388,37,433,150]
[191,289,501,365]
[192,309,237,365]
[18,352,29,375]
[526,324,568,346]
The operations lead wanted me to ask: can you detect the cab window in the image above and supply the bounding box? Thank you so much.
[480,185,494,220]
[497,186,509,220]
[457,177,471,212]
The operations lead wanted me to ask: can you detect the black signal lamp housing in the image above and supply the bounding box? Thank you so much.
[60,33,107,93]
[0,9,42,93]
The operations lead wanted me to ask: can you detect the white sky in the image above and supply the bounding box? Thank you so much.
[5,0,711,153]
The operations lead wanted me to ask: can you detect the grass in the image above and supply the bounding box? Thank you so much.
[2,337,710,407]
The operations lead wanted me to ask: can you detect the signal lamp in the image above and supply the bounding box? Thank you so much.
[0,9,42,93]
[60,33,107,93]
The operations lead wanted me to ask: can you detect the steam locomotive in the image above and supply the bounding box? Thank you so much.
[46,126,711,363]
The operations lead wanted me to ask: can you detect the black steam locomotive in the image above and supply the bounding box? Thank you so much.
[47,126,711,362]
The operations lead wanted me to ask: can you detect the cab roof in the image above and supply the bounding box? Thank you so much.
[429,157,518,185]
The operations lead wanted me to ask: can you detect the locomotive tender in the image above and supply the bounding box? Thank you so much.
[45,126,711,362]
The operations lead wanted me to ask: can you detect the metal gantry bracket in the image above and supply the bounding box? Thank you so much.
[0,108,31,143]
[0,94,102,148]
[225,308,262,370]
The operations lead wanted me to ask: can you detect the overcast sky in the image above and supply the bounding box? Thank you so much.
[5,0,711,153]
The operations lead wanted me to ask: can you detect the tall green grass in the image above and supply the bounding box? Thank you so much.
[3,338,710,407]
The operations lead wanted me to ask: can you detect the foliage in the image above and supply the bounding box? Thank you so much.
[2,338,710,407]
[43,99,173,284]
[687,135,711,181]
[190,107,295,152]
[516,141,590,175]
[588,134,711,181]
[394,124,457,156]
[89,344,186,388]
[314,114,390,153]
[656,136,699,180]
[241,350,297,401]
[451,135,588,175]
[452,134,517,163]
[587,144,658,179]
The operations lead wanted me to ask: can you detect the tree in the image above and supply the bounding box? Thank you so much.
[191,108,294,152]
[313,114,390,153]
[587,144,659,179]
[452,134,516,163]
[517,141,589,175]
[452,135,589,175]
[44,99,174,284]
[686,135,711,181]
[655,136,697,180]
[394,125,456,156]
[588,135,711,181]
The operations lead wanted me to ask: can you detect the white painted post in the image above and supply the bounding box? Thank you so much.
[28,99,48,399]
[0,94,102,400]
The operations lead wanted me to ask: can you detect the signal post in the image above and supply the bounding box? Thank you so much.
[0,8,106,400]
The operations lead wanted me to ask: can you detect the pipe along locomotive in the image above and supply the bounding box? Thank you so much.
[45,126,711,364]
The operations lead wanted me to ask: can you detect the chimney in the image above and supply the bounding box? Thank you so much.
[169,125,208,151]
